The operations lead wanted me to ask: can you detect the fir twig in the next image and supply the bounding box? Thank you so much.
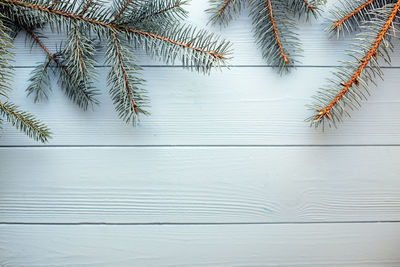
[23,26,98,109]
[2,0,227,61]
[266,0,290,64]
[332,0,377,31]
[0,100,51,142]
[207,0,324,73]
[0,0,231,141]
[308,1,400,128]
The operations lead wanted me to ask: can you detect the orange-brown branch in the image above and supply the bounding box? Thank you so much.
[217,0,232,16]
[0,101,48,137]
[23,26,92,100]
[111,0,132,23]
[266,0,290,64]
[301,0,315,11]
[332,0,377,31]
[112,31,138,114]
[3,0,224,60]
[315,0,400,122]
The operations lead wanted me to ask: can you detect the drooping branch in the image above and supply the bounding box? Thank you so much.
[2,0,226,59]
[314,0,400,122]
[112,31,138,114]
[331,0,377,31]
[0,100,51,142]
[23,26,93,101]
[266,0,290,64]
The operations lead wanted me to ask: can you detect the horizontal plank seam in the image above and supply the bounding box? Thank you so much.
[1,221,400,226]
[1,144,400,148]
[10,65,400,69]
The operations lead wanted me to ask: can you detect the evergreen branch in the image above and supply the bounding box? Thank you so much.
[0,0,232,141]
[287,0,319,20]
[0,13,14,98]
[133,0,187,23]
[112,31,138,114]
[329,0,390,37]
[250,0,301,73]
[218,0,232,16]
[26,55,52,102]
[301,0,315,11]
[266,0,290,64]
[332,0,377,31]
[1,0,228,61]
[24,25,98,109]
[0,100,51,142]
[207,0,245,25]
[309,2,400,128]
[73,20,85,74]
[106,32,149,125]
[111,0,131,23]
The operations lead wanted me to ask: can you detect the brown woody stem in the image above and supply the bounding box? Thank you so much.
[217,0,232,16]
[315,0,400,122]
[266,0,290,64]
[0,101,47,137]
[332,0,377,31]
[2,0,224,59]
[111,0,132,23]
[301,0,315,11]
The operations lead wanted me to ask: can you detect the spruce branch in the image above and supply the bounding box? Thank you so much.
[1,0,229,63]
[207,0,246,26]
[329,0,391,37]
[0,13,14,98]
[265,0,290,64]
[250,0,302,72]
[23,25,99,109]
[0,100,51,142]
[288,0,319,19]
[308,1,400,128]
[0,0,231,138]
[127,0,188,25]
[26,55,52,102]
[107,31,148,124]
[111,0,132,23]
[207,0,324,73]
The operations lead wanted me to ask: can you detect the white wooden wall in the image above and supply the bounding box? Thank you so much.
[1,1,400,265]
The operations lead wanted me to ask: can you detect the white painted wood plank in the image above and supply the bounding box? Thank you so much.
[2,67,400,145]
[1,146,399,223]
[11,0,400,67]
[1,223,400,266]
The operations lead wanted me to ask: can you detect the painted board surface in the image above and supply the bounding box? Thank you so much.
[1,0,400,265]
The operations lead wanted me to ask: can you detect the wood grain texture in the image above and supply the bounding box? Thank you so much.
[1,223,400,266]
[2,0,400,265]
[2,67,400,145]
[10,0,400,67]
[1,146,399,223]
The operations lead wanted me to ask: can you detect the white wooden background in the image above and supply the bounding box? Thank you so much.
[1,0,400,265]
